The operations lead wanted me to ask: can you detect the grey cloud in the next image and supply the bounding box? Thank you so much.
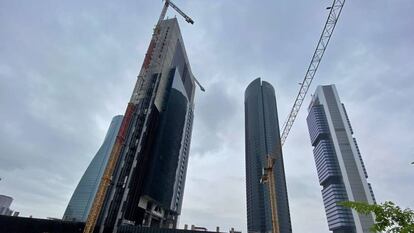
[191,82,240,155]
[1,1,413,232]
[0,0,156,218]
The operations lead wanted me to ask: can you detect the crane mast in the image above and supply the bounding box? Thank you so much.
[261,156,280,233]
[83,2,195,233]
[82,0,345,232]
[263,2,346,233]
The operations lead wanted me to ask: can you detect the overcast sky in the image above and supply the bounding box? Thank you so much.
[1,1,413,232]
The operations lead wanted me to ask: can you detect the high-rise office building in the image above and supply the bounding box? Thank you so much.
[96,18,196,232]
[244,78,292,233]
[0,194,14,216]
[63,115,123,222]
[306,84,376,233]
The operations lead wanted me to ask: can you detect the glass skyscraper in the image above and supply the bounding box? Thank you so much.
[96,18,197,232]
[0,194,14,216]
[244,78,292,233]
[306,84,376,233]
[63,115,123,222]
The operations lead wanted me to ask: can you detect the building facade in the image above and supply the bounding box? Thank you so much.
[306,85,376,233]
[244,78,292,233]
[0,195,14,216]
[96,18,196,232]
[63,115,123,222]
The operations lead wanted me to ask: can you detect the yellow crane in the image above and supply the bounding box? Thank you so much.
[83,1,194,233]
[260,156,280,233]
[261,1,345,233]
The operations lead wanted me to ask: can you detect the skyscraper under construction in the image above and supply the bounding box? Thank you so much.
[93,17,199,232]
[244,78,292,233]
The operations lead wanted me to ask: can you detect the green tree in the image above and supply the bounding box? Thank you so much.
[340,201,414,233]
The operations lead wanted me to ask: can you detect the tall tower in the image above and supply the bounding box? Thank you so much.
[63,115,123,222]
[96,18,196,232]
[306,84,376,233]
[244,78,292,233]
[0,195,14,216]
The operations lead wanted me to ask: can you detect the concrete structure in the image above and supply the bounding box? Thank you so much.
[97,18,196,232]
[63,115,123,222]
[306,84,376,233]
[0,195,14,216]
[244,78,292,233]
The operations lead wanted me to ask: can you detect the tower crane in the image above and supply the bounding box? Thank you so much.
[260,156,280,233]
[159,0,204,91]
[165,0,194,24]
[262,1,346,233]
[83,1,195,233]
[280,0,345,146]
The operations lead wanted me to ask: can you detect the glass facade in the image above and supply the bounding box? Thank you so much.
[97,18,196,231]
[142,68,193,215]
[306,85,376,233]
[244,78,292,233]
[63,115,123,222]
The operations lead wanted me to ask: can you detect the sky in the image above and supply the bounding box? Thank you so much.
[0,0,413,232]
